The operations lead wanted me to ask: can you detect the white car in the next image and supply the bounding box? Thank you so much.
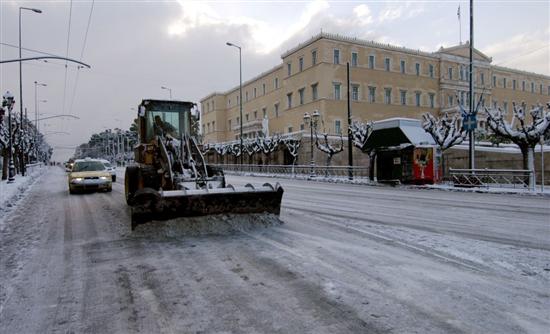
[100,159,117,182]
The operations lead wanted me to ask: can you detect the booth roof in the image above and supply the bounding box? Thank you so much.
[365,118,435,150]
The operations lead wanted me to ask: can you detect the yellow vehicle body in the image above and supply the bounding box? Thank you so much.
[68,159,113,194]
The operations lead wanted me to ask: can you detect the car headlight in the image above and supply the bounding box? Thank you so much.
[100,176,109,180]
[71,177,83,183]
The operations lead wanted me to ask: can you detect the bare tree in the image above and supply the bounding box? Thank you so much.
[315,129,344,176]
[258,135,280,164]
[421,112,466,151]
[484,102,550,186]
[350,120,376,180]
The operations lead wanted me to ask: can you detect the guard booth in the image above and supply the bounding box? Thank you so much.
[365,118,441,184]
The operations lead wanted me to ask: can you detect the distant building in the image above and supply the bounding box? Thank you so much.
[200,32,550,144]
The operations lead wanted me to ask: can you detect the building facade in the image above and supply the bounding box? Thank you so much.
[200,32,550,144]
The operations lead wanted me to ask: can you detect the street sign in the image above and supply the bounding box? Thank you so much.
[463,114,477,131]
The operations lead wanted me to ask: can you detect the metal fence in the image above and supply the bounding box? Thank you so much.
[449,168,535,190]
[215,164,370,180]
[25,162,44,175]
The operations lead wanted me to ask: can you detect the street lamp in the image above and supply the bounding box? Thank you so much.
[226,41,243,165]
[34,81,46,162]
[2,91,16,182]
[303,109,320,177]
[19,6,42,176]
[161,86,172,99]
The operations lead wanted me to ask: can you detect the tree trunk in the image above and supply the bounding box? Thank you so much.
[2,149,8,180]
[368,151,376,181]
[520,144,535,189]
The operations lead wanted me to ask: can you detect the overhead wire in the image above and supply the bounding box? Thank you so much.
[69,0,95,114]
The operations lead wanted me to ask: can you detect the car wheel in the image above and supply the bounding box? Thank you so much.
[107,186,112,192]
[112,175,116,182]
[69,187,75,194]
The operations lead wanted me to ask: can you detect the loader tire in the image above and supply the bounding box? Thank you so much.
[125,166,140,205]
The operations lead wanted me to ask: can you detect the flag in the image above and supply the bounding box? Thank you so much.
[457,5,461,20]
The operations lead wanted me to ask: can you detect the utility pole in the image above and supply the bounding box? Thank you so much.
[468,0,475,169]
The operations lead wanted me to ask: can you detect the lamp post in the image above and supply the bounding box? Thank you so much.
[19,6,42,176]
[303,110,320,177]
[226,42,243,165]
[161,86,172,99]
[34,81,46,162]
[3,91,16,183]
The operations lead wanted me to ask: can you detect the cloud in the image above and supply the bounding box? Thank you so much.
[378,1,425,24]
[168,0,330,54]
[482,29,550,75]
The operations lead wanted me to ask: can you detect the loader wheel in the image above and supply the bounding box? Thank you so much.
[125,166,140,205]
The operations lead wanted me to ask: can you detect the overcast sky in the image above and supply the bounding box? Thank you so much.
[1,0,548,161]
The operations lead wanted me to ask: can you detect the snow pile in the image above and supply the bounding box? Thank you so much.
[0,166,46,228]
[128,213,283,237]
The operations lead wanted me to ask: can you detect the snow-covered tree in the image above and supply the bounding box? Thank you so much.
[282,137,301,165]
[421,112,466,151]
[315,129,344,175]
[350,120,372,150]
[484,102,550,185]
[257,135,280,164]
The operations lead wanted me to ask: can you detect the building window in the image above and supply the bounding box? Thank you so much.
[237,95,239,105]
[368,55,375,69]
[299,57,304,72]
[334,83,341,100]
[207,123,210,133]
[335,120,341,134]
[493,100,498,109]
[254,111,257,119]
[274,103,279,117]
[245,91,249,101]
[352,85,359,101]
[368,86,376,103]
[237,116,240,124]
[531,82,534,93]
[274,77,279,89]
[312,50,317,65]
[299,88,305,105]
[212,121,215,131]
[253,88,257,98]
[384,88,392,104]
[400,60,406,74]
[262,108,267,118]
[460,91,465,105]
[351,52,358,67]
[447,95,452,107]
[448,67,453,80]
[311,83,318,101]
[262,83,266,95]
[522,80,525,91]
[503,78,507,88]
[333,49,340,64]
[288,127,293,133]
[400,90,407,105]
[287,63,292,76]
[480,72,485,85]
[460,65,464,81]
[287,93,292,109]
[202,124,205,134]
[548,86,550,95]
[300,124,304,131]
[228,120,231,129]
[429,93,435,108]
[228,99,231,107]
[429,64,434,78]
[385,58,391,71]
[415,63,420,76]
[513,79,516,90]
[503,101,508,113]
[540,84,543,94]
[245,114,249,122]
[493,75,496,87]
[417,92,423,107]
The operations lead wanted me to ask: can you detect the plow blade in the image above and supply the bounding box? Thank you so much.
[130,183,284,230]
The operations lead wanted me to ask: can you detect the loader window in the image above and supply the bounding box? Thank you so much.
[147,111,182,140]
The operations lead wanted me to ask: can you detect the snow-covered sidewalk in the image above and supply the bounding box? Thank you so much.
[0,165,47,228]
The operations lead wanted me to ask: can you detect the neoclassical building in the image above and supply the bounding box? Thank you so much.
[200,32,550,144]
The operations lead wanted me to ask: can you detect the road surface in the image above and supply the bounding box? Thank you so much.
[1,167,549,333]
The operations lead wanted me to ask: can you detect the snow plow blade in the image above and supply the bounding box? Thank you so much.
[130,183,284,230]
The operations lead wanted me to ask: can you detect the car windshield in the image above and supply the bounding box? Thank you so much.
[73,161,106,172]
[103,162,112,168]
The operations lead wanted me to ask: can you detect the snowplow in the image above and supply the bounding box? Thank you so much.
[125,99,283,229]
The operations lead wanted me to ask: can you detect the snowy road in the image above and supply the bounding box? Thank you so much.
[1,167,549,333]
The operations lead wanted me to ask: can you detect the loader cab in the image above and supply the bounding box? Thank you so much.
[138,99,196,144]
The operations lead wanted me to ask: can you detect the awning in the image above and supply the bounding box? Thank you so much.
[364,118,435,151]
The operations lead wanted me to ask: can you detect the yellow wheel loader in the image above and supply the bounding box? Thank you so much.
[125,99,283,230]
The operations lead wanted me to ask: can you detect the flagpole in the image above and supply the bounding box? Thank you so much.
[458,4,462,44]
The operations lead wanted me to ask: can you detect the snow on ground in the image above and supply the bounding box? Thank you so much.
[0,165,47,228]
